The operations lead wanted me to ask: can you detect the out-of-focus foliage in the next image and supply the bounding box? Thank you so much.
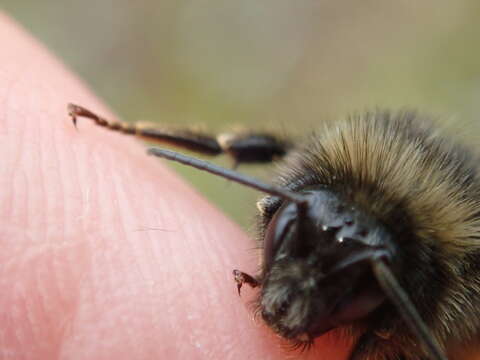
[4,1,480,227]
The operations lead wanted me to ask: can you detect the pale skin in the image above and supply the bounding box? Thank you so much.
[0,13,352,360]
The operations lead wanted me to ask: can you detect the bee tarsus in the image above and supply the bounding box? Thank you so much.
[232,269,260,295]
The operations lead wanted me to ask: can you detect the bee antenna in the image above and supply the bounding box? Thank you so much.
[147,147,308,205]
[371,259,448,360]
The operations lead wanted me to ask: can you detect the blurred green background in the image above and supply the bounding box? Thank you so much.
[4,1,480,228]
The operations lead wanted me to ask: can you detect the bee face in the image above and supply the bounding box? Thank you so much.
[259,189,391,342]
[70,105,480,360]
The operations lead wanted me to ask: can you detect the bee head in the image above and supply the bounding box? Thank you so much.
[258,188,396,342]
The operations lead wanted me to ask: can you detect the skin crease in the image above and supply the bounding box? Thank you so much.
[0,13,352,360]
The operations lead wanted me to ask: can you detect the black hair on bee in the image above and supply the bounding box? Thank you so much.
[69,104,480,360]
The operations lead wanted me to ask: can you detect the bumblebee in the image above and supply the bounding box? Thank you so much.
[69,104,480,360]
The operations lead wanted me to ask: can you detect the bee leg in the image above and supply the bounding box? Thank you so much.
[232,269,260,295]
[216,132,291,166]
[68,103,291,166]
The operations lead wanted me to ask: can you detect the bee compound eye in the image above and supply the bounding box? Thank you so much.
[263,201,298,269]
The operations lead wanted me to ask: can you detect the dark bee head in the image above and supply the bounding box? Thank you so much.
[258,188,395,342]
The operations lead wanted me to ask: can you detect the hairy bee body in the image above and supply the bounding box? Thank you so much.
[70,104,480,360]
[257,111,480,359]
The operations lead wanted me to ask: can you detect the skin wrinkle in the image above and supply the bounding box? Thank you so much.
[33,252,55,350]
[92,146,121,252]
[9,283,25,357]
[75,144,101,237]
[112,160,162,302]
[117,184,162,356]
[52,112,77,245]
[39,111,52,246]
